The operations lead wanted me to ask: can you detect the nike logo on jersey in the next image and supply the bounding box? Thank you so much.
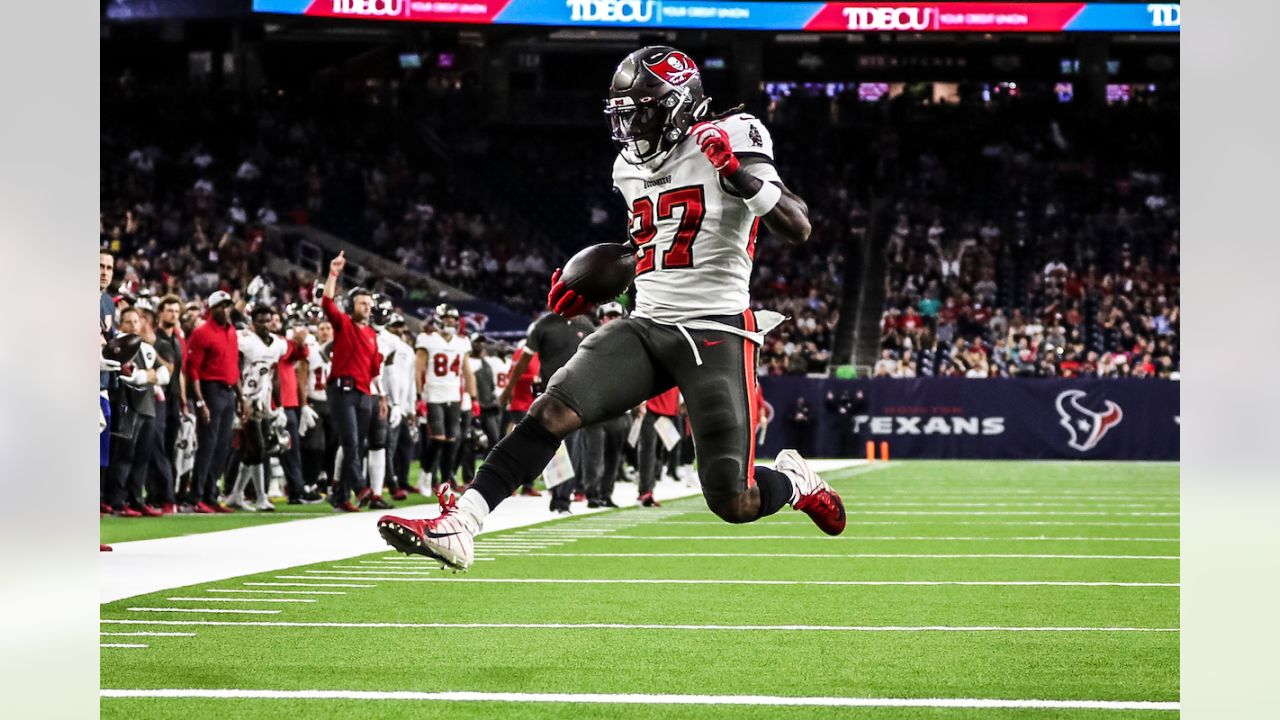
[702,339,725,347]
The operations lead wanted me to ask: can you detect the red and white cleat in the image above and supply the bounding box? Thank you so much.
[377,494,475,571]
[774,449,846,536]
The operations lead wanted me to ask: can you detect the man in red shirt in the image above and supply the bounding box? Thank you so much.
[185,290,240,513]
[499,344,541,497]
[274,310,320,505]
[321,252,385,512]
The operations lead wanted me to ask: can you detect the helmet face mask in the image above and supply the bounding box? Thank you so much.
[435,303,460,336]
[605,47,708,166]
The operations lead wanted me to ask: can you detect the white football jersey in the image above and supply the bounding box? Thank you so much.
[385,331,417,408]
[613,113,780,323]
[484,355,509,391]
[373,329,399,397]
[305,336,330,402]
[416,331,472,403]
[239,331,289,405]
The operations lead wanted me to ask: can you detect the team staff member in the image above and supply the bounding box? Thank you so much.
[321,251,384,512]
[498,343,540,497]
[510,310,595,513]
[186,290,241,514]
[581,303,629,508]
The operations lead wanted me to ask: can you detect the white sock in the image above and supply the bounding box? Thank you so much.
[250,465,267,505]
[231,466,251,501]
[368,449,386,497]
[454,488,489,532]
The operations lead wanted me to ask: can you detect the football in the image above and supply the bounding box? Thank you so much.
[103,332,143,364]
[559,242,637,303]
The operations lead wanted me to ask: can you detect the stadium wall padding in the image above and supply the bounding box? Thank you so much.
[756,377,1179,460]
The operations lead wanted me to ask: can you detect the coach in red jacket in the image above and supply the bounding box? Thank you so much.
[321,251,384,512]
[185,290,240,513]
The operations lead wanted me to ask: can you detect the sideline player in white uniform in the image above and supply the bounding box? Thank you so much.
[379,47,844,570]
[414,304,476,494]
[228,304,292,511]
[298,316,335,496]
[383,314,419,500]
[352,296,398,509]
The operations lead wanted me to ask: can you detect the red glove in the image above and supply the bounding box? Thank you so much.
[547,267,593,318]
[471,400,482,418]
[415,400,426,417]
[692,122,739,177]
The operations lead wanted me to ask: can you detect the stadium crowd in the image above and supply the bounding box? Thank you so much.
[101,69,1177,383]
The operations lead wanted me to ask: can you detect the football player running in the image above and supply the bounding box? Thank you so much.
[378,46,844,570]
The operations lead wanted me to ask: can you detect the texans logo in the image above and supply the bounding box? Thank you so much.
[1055,390,1124,452]
[462,312,489,332]
[644,51,699,86]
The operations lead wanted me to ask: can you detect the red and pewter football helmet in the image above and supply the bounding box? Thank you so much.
[605,46,711,166]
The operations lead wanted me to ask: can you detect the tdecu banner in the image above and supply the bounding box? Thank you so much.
[757,377,1179,460]
[253,1,1181,33]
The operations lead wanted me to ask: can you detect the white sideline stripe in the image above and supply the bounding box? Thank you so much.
[843,502,1177,509]
[166,597,316,603]
[101,627,194,632]
[277,576,1178,588]
[97,619,1178,633]
[244,582,374,588]
[99,688,1179,711]
[660,520,1181,527]
[100,644,148,649]
[849,489,1177,497]
[128,607,283,615]
[209,589,345,596]
[476,552,1178,561]
[564,535,1179,542]
[849,507,1177,512]
[318,569,438,576]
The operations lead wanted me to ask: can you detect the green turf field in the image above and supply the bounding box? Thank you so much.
[100,461,1179,719]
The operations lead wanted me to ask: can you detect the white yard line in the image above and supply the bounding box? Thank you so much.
[99,627,195,632]
[99,688,1179,711]
[476,552,1178,560]
[99,619,1178,633]
[313,569,437,576]
[100,475,749,603]
[276,576,1178,588]
[242,582,373,589]
[165,597,316,603]
[841,502,1177,509]
[100,644,148,649]
[127,607,282,615]
[208,589,345,596]
[547,535,1178,542]
[659,520,1181,527]
[849,507,1177,512]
